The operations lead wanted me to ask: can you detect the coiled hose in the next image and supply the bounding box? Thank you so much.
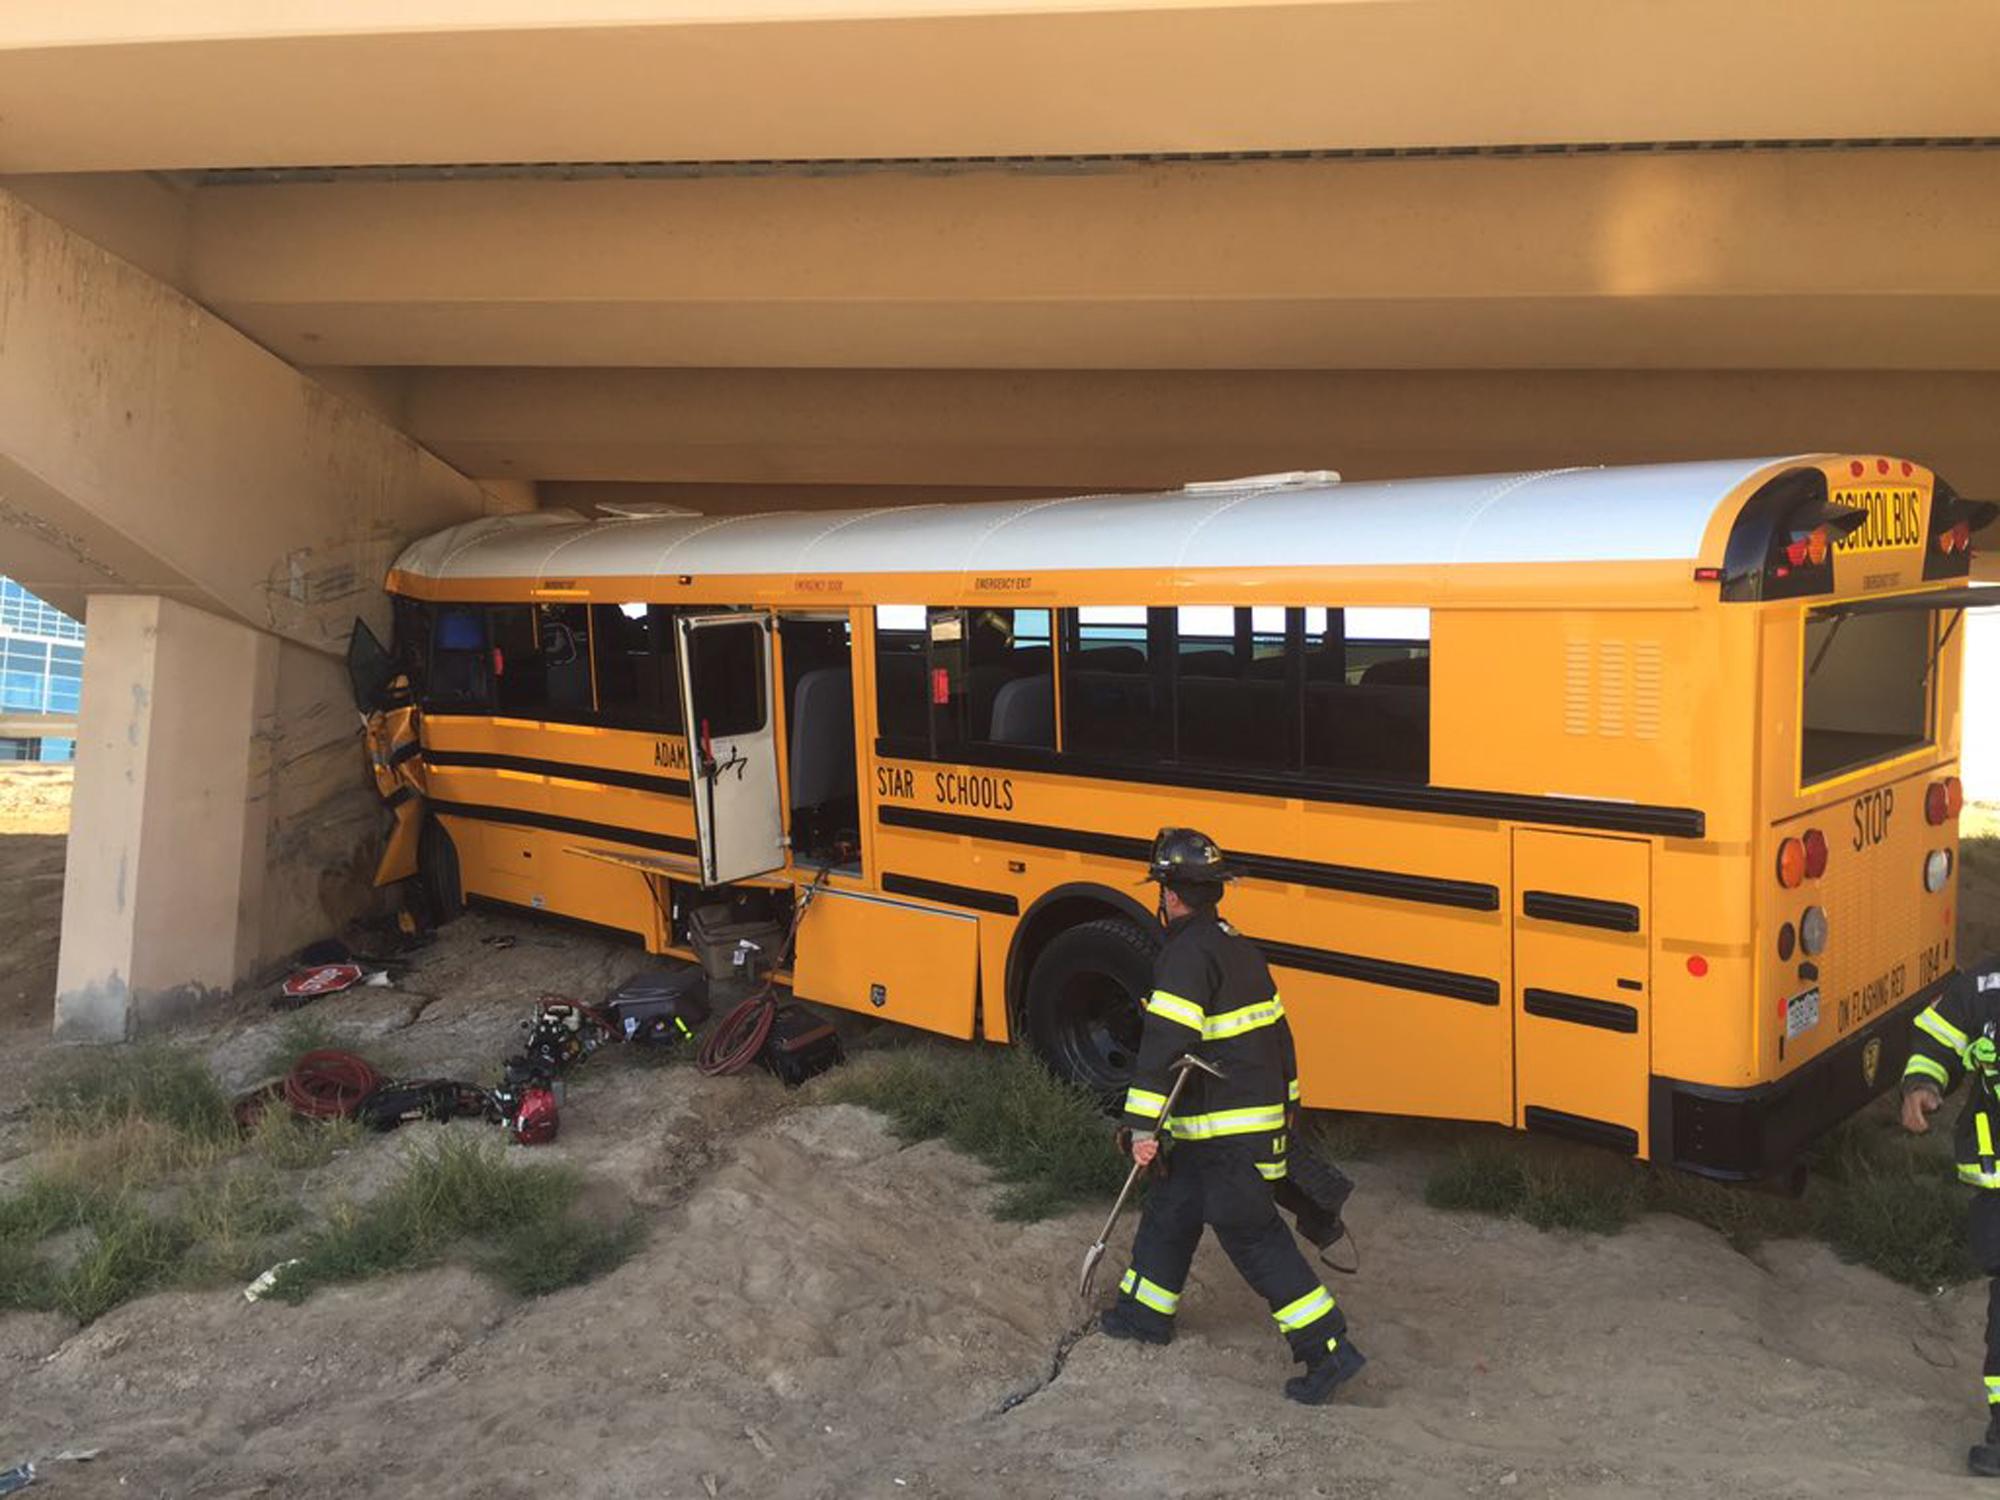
[283,1049,384,1119]
[695,858,838,1077]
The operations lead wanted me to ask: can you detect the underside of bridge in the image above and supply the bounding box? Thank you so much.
[2,1,1997,1033]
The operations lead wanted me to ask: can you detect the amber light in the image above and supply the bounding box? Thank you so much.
[1801,828,1829,879]
[1776,837,1806,888]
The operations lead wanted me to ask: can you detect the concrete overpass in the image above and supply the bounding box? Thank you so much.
[2,1,1997,1034]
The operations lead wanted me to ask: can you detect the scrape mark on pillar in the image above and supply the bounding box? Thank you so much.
[0,496,130,583]
[116,850,127,913]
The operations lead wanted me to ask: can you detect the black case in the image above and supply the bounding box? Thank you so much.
[605,966,711,1046]
[1272,1150,1355,1249]
[760,1003,844,1087]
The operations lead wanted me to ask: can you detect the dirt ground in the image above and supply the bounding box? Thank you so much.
[4,778,2000,1497]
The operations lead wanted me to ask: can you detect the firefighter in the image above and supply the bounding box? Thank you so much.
[1100,826,1368,1404]
[1900,952,2000,1475]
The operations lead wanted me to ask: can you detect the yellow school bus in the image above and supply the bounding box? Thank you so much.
[379,457,1998,1177]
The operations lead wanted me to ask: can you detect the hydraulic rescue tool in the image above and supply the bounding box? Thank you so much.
[1078,1052,1225,1302]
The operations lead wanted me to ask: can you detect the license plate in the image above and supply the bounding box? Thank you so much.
[1786,987,1822,1040]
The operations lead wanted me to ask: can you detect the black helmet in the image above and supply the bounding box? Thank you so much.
[1143,827,1238,886]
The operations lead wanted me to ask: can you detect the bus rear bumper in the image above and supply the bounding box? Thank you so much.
[1648,975,1949,1181]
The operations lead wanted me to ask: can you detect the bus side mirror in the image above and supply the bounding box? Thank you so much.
[346,618,398,714]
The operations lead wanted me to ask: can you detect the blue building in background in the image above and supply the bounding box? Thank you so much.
[0,578,83,763]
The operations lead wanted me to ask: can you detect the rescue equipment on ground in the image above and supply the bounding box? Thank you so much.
[282,1049,385,1120]
[760,1003,845,1088]
[604,967,711,1046]
[516,997,616,1072]
[688,901,790,983]
[1079,1052,1225,1301]
[354,1078,492,1133]
[697,859,840,1077]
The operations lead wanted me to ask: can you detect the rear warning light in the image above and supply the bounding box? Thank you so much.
[1800,905,1830,956]
[1801,828,1829,879]
[1926,778,1963,825]
[1849,460,1865,477]
[1939,522,1972,554]
[1776,837,1806,889]
[1686,955,1710,978]
[1777,922,1797,962]
[1783,527,1833,567]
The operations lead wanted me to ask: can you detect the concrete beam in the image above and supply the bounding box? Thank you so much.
[401,366,2000,503]
[146,150,2000,371]
[0,187,513,650]
[0,2,1996,172]
[0,714,79,739]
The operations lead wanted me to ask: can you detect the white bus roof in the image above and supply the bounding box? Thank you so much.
[393,458,1807,584]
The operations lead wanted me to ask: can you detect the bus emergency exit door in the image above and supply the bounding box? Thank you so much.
[1512,830,1653,1157]
[677,612,785,886]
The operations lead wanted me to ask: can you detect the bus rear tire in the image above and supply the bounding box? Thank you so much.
[1023,916,1158,1102]
[418,816,464,925]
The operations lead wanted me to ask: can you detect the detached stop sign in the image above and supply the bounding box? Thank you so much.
[282,963,364,998]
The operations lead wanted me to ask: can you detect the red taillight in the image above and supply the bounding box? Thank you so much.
[1926,781,1952,824]
[1902,460,1915,476]
[1802,828,1829,879]
[1945,776,1965,819]
[1849,460,1865,477]
[1877,458,1890,475]
[1784,527,1831,568]
[1776,837,1806,888]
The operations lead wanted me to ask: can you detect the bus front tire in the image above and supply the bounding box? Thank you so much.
[1023,916,1158,1102]
[418,816,464,925]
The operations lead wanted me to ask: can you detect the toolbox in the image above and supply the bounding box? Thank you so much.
[604,965,711,1046]
[759,1002,844,1087]
[687,903,788,981]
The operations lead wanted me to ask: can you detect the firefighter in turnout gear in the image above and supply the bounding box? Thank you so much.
[1101,827,1368,1404]
[1901,952,2000,1476]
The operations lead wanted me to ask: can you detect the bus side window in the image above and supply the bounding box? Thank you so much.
[929,606,1054,753]
[1304,607,1431,782]
[427,605,493,709]
[537,603,592,712]
[593,603,681,730]
[391,596,431,694]
[873,605,929,747]
[1175,606,1294,769]
[1061,606,1167,760]
[490,605,544,715]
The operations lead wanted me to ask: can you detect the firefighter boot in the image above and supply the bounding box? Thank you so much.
[1284,1338,1367,1405]
[1099,1302,1173,1346]
[1970,1408,2000,1477]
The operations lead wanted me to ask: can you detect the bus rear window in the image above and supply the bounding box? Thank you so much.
[1802,607,1933,784]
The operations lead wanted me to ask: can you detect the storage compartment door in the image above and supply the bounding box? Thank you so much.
[1512,829,1653,1156]
[792,889,981,1040]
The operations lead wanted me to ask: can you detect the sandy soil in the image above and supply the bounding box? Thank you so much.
[0,765,69,1033]
[1,789,1999,1496]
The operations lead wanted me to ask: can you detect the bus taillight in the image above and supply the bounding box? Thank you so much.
[1939,522,1972,555]
[1926,777,1964,825]
[1776,838,1806,889]
[1784,527,1832,567]
[1801,828,1829,879]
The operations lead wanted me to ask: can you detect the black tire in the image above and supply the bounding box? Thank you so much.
[419,815,464,924]
[1023,916,1158,1100]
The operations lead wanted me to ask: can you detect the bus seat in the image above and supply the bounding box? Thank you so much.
[1359,655,1430,687]
[988,675,1054,746]
[790,666,856,812]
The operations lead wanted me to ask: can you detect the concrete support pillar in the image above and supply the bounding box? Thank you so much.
[54,596,277,1039]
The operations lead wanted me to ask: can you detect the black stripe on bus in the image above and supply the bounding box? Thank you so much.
[425,750,690,798]
[429,799,698,857]
[880,873,1021,916]
[1523,988,1640,1034]
[1253,938,1501,1007]
[1521,890,1642,933]
[1524,1105,1639,1156]
[875,738,1705,840]
[877,806,1496,913]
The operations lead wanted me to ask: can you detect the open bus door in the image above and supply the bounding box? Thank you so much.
[677,612,786,886]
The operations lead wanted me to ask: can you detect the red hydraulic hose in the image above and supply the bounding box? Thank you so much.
[283,1049,384,1119]
[695,987,777,1076]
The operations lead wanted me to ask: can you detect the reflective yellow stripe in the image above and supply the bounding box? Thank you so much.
[1125,1087,1167,1120]
[1204,996,1285,1040]
[1273,1285,1336,1332]
[1904,1054,1950,1087]
[1256,1161,1288,1180]
[1986,1375,2000,1404]
[1166,1103,1288,1140]
[1916,1006,1970,1053]
[1960,1163,2000,1188]
[1147,991,1205,1032]
[1119,1268,1180,1316]
[1288,1077,1301,1102]
[1978,1112,1994,1161]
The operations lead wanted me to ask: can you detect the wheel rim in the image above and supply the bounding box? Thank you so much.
[1047,967,1146,1096]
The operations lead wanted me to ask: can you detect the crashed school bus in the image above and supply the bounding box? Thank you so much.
[367,457,1998,1179]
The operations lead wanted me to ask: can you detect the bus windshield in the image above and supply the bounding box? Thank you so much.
[1801,605,1933,784]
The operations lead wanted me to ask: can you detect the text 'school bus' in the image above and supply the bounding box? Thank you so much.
[377,458,1999,1178]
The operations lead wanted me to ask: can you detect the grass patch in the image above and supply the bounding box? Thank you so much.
[1421,1103,1972,1290]
[826,1045,1128,1220]
[5,1042,637,1323]
[271,1135,641,1303]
